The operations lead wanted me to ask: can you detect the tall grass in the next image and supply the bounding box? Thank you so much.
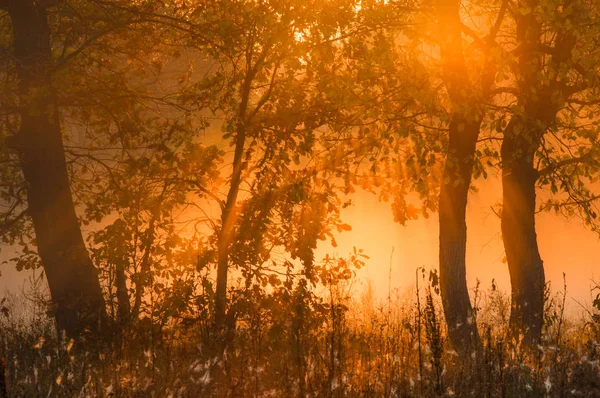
[2,272,600,397]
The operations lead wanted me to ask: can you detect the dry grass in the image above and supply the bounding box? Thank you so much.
[2,273,600,397]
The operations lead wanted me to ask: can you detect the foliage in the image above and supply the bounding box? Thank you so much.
[2,0,600,395]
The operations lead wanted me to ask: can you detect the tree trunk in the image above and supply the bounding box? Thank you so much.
[214,133,244,333]
[439,116,482,354]
[8,1,107,339]
[0,344,6,398]
[131,221,155,320]
[435,0,485,354]
[214,74,251,335]
[115,260,131,325]
[500,2,559,346]
[501,118,545,346]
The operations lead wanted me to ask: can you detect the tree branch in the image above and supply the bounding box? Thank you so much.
[0,207,28,235]
[489,0,508,41]
[489,86,518,97]
[537,154,592,179]
[460,23,487,50]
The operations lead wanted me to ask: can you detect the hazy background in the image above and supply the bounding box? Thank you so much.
[316,175,600,316]
[1,173,598,316]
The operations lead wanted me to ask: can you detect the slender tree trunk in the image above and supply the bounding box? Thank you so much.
[115,260,131,325]
[7,1,107,338]
[214,130,245,332]
[214,74,251,334]
[436,0,486,353]
[132,221,156,320]
[501,118,545,346]
[500,3,559,346]
[439,116,482,353]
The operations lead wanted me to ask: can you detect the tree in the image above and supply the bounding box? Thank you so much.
[1,0,108,338]
[498,0,600,345]
[435,0,494,354]
[147,0,362,343]
[86,138,221,330]
[446,0,600,345]
[286,0,490,355]
[0,0,194,339]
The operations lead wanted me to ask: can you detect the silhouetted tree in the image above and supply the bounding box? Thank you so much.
[499,0,600,345]
[165,0,359,341]
[435,0,499,354]
[1,0,107,338]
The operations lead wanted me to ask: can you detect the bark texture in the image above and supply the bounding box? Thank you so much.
[439,117,481,353]
[436,0,486,353]
[8,1,107,338]
[501,117,545,345]
[501,1,559,346]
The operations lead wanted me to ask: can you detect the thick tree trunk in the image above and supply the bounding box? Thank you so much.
[8,1,107,338]
[501,118,545,346]
[439,116,481,354]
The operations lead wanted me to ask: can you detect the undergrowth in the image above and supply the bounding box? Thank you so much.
[2,270,600,397]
